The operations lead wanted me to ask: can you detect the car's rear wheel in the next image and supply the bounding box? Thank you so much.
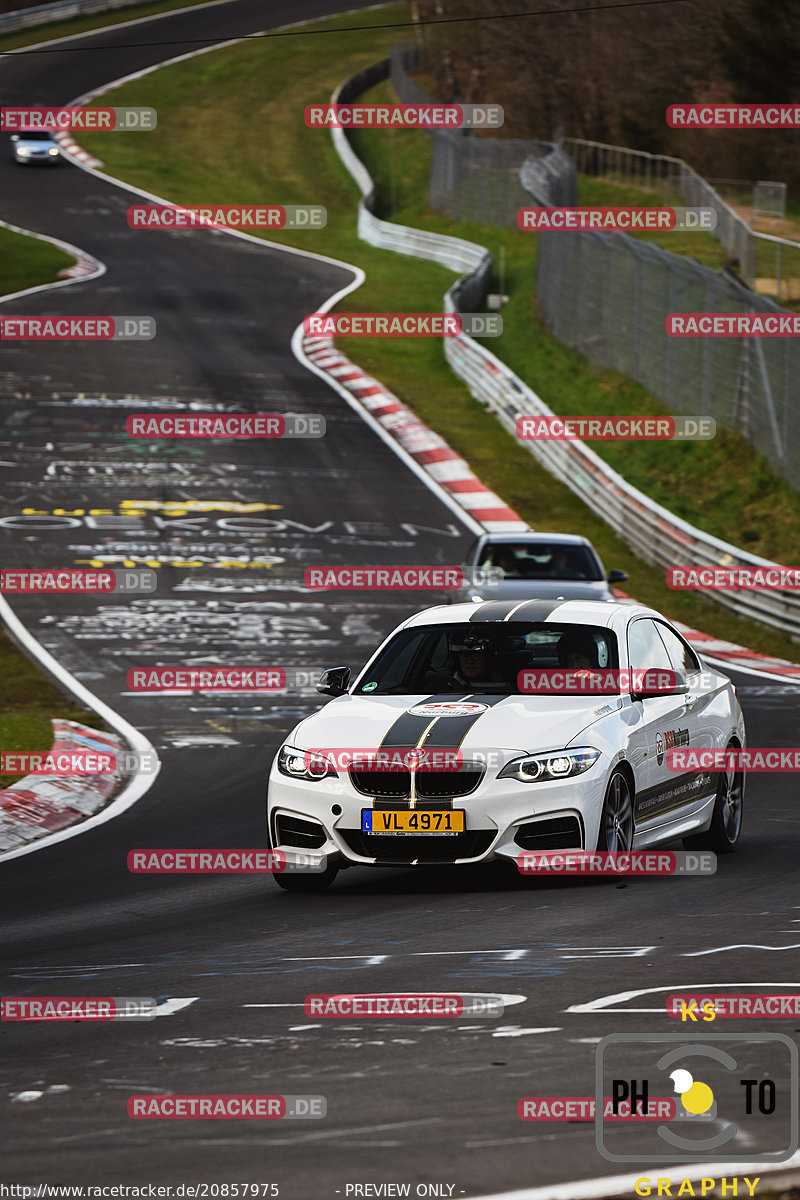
[683,742,743,854]
[598,769,634,851]
[273,866,338,893]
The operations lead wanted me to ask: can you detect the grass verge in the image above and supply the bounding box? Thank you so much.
[0,630,107,788]
[54,2,800,664]
[0,223,76,296]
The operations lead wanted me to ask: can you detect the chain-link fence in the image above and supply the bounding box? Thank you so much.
[535,226,800,490]
[565,137,800,302]
[390,43,576,225]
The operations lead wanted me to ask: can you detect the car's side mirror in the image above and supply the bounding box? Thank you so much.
[315,666,351,697]
[607,569,628,583]
[631,670,688,701]
[10,135,19,142]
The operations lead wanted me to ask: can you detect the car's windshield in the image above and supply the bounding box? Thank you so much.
[477,541,603,581]
[356,622,619,694]
[16,131,55,142]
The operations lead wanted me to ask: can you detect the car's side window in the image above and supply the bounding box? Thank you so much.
[654,621,701,675]
[627,618,673,672]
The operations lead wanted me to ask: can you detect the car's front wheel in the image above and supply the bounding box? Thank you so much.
[683,741,743,854]
[598,768,634,851]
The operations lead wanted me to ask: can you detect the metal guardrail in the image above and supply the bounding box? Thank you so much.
[330,58,800,642]
[0,0,158,33]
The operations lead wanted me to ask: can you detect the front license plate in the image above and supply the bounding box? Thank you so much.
[362,809,465,835]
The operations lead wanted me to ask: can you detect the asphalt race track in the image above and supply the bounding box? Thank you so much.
[1,2,800,1195]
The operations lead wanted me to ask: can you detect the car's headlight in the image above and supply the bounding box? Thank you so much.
[498,747,601,783]
[48,147,59,156]
[17,147,33,156]
[277,744,338,781]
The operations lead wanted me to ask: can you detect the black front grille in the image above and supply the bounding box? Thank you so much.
[349,765,484,800]
[275,814,326,849]
[514,815,583,851]
[340,830,495,863]
[349,769,410,798]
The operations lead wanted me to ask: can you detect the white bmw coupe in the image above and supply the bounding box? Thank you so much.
[267,599,745,891]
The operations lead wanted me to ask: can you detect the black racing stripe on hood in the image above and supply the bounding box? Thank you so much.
[468,601,519,622]
[380,696,446,748]
[420,694,509,748]
[507,599,567,623]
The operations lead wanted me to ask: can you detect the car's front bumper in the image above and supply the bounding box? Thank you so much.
[267,758,608,869]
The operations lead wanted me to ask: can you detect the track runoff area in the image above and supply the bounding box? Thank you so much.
[1,3,799,1200]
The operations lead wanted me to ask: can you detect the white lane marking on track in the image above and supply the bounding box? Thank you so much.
[683,943,800,955]
[154,998,199,1015]
[11,1091,44,1103]
[566,981,800,1013]
[285,955,389,963]
[465,1152,800,1200]
[491,1027,561,1038]
[4,0,243,55]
